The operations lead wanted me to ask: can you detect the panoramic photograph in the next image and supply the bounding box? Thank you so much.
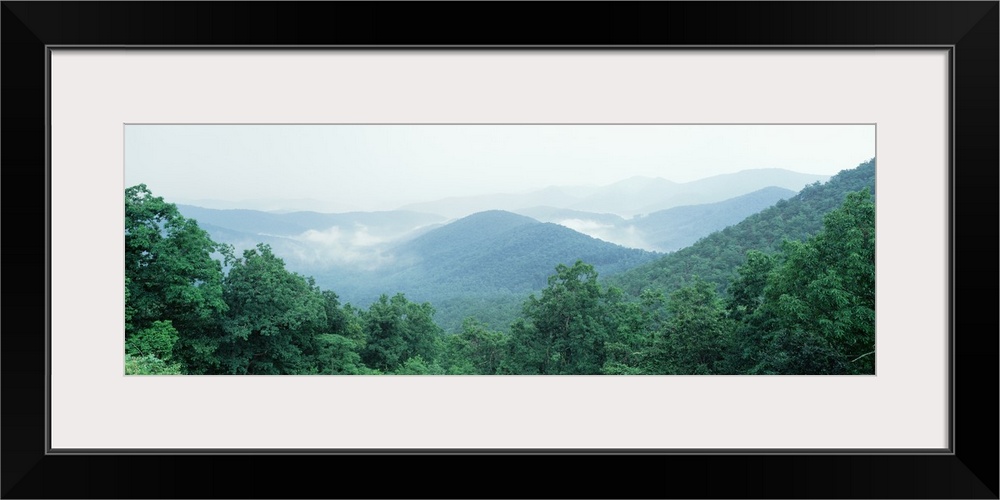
[124,124,875,375]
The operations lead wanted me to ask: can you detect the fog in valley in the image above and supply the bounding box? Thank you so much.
[125,124,876,375]
[128,124,872,275]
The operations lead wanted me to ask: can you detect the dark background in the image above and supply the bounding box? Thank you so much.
[2,2,997,498]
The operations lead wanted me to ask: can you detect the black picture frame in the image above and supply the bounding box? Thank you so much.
[2,2,996,498]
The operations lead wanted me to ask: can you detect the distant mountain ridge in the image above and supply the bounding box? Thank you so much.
[399,168,828,219]
[608,158,876,298]
[517,186,796,252]
[175,205,447,271]
[307,209,663,332]
[176,206,446,239]
[396,210,538,260]
[311,210,661,303]
[388,210,659,291]
[632,186,797,251]
[178,183,801,310]
[177,204,662,330]
[174,197,362,213]
[173,167,839,332]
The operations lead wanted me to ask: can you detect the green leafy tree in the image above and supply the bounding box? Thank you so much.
[124,319,183,375]
[124,354,184,375]
[393,355,446,375]
[218,243,327,374]
[359,294,408,372]
[744,189,876,374]
[726,250,776,323]
[505,261,611,374]
[360,293,443,373]
[125,276,135,328]
[440,319,508,374]
[314,334,376,374]
[602,288,666,374]
[723,250,779,373]
[438,334,478,375]
[125,184,229,373]
[125,320,179,361]
[653,278,735,374]
[321,290,364,343]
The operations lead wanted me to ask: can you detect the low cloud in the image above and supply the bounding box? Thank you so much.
[555,219,657,252]
[291,225,396,270]
[557,218,614,233]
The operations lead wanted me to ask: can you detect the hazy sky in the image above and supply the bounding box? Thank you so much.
[125,124,874,212]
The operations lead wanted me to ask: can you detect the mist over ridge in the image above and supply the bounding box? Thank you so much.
[397,168,828,219]
[172,169,828,331]
[124,121,877,376]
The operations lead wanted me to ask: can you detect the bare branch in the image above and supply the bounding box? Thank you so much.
[850,350,875,363]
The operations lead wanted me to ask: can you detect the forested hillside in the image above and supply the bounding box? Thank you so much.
[313,210,661,332]
[399,168,827,218]
[630,186,796,251]
[177,204,661,323]
[513,186,795,252]
[125,158,875,375]
[608,159,875,298]
[385,210,659,294]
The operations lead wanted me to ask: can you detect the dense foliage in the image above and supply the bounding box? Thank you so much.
[608,159,876,299]
[311,210,661,331]
[125,160,875,375]
[630,186,796,252]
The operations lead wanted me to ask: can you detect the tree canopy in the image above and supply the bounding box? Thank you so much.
[125,184,229,372]
[124,175,876,376]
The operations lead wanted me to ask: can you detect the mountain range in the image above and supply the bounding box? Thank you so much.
[608,158,877,298]
[174,167,831,331]
[177,183,798,288]
[309,210,662,332]
[515,186,796,252]
[399,168,828,218]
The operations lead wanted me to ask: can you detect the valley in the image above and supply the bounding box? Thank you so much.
[175,168,825,332]
[124,123,875,375]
